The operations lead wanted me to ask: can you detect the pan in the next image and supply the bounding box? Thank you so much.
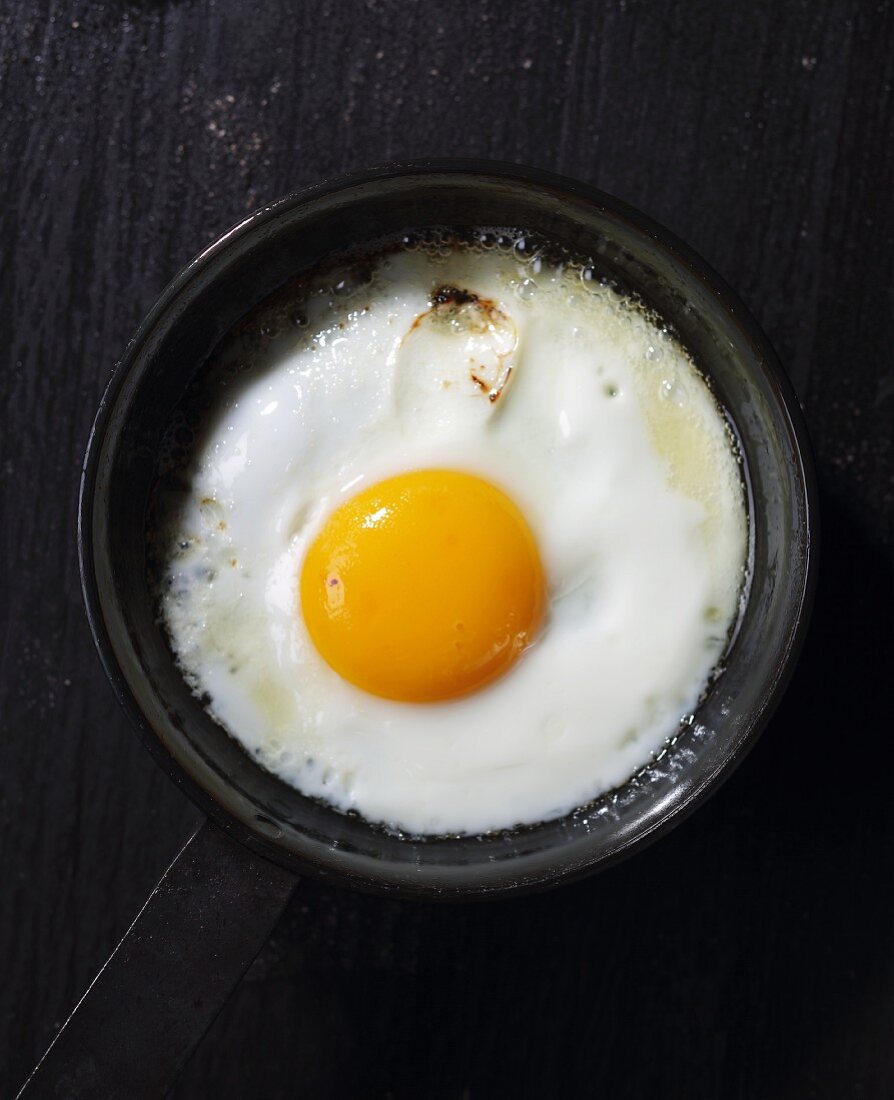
[19,161,817,1098]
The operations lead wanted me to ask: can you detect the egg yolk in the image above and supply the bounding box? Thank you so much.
[299,469,545,702]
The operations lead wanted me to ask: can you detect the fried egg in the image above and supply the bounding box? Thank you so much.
[155,235,748,836]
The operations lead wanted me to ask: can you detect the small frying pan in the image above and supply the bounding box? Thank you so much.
[19,161,817,1098]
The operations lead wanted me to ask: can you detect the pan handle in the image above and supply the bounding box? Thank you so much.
[16,819,299,1098]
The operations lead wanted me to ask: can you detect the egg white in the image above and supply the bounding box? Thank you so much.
[156,242,747,835]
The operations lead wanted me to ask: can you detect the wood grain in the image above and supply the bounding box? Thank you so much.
[2,0,893,1096]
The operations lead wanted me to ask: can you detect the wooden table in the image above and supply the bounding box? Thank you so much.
[2,1,892,1095]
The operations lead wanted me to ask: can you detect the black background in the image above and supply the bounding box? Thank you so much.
[2,1,893,1097]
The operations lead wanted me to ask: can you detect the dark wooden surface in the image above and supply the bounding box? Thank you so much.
[2,1,893,1096]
